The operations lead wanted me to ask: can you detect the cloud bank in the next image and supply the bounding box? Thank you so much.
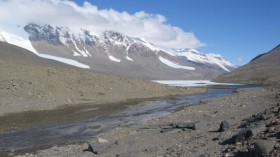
[0,0,204,49]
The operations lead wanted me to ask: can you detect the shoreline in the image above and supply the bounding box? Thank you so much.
[9,85,279,157]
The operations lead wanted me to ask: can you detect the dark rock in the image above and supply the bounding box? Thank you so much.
[212,137,219,141]
[219,121,230,132]
[83,144,97,154]
[83,143,115,155]
[246,113,266,124]
[160,128,175,133]
[254,140,275,156]
[254,113,266,120]
[229,123,266,143]
[232,90,238,94]
[172,122,196,130]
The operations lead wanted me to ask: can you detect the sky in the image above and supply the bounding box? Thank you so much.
[0,0,279,65]
[72,0,280,65]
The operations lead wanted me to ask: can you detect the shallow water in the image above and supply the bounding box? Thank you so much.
[0,85,257,151]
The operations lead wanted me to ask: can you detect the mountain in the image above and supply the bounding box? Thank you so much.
[174,49,236,72]
[0,23,236,80]
[214,44,280,84]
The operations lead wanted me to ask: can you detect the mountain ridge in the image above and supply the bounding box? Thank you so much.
[214,44,280,84]
[0,23,236,80]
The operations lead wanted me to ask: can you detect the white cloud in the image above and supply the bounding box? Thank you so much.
[0,0,204,49]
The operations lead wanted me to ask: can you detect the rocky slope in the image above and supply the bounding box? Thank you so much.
[0,23,236,80]
[0,42,204,116]
[215,44,280,84]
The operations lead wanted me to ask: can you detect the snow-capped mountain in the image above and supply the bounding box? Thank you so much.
[0,23,236,80]
[175,49,236,72]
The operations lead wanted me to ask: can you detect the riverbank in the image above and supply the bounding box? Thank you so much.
[9,84,279,156]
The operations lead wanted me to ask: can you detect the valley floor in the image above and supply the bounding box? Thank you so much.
[9,84,280,157]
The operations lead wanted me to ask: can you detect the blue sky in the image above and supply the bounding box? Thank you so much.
[72,0,279,65]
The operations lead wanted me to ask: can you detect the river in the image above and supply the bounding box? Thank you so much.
[0,84,258,152]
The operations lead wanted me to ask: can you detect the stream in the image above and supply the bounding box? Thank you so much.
[0,84,257,152]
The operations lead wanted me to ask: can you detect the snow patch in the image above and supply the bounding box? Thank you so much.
[84,47,92,57]
[206,54,235,72]
[73,50,82,56]
[154,80,243,87]
[0,24,38,54]
[126,56,133,61]
[59,36,69,47]
[0,34,6,42]
[0,24,90,69]
[108,55,121,62]
[37,53,90,69]
[176,49,236,72]
[72,40,88,57]
[159,56,195,70]
[139,38,161,51]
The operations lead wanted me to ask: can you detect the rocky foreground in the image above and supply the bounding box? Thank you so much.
[11,84,280,157]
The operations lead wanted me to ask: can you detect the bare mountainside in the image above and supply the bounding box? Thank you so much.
[215,44,280,84]
[0,42,204,116]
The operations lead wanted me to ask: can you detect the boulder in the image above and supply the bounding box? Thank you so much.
[254,140,275,157]
[83,144,97,154]
[218,121,230,132]
[160,128,175,133]
[172,122,196,130]
[253,113,266,121]
[230,123,266,143]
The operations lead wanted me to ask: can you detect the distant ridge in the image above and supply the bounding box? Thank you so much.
[214,44,280,84]
[250,44,280,62]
